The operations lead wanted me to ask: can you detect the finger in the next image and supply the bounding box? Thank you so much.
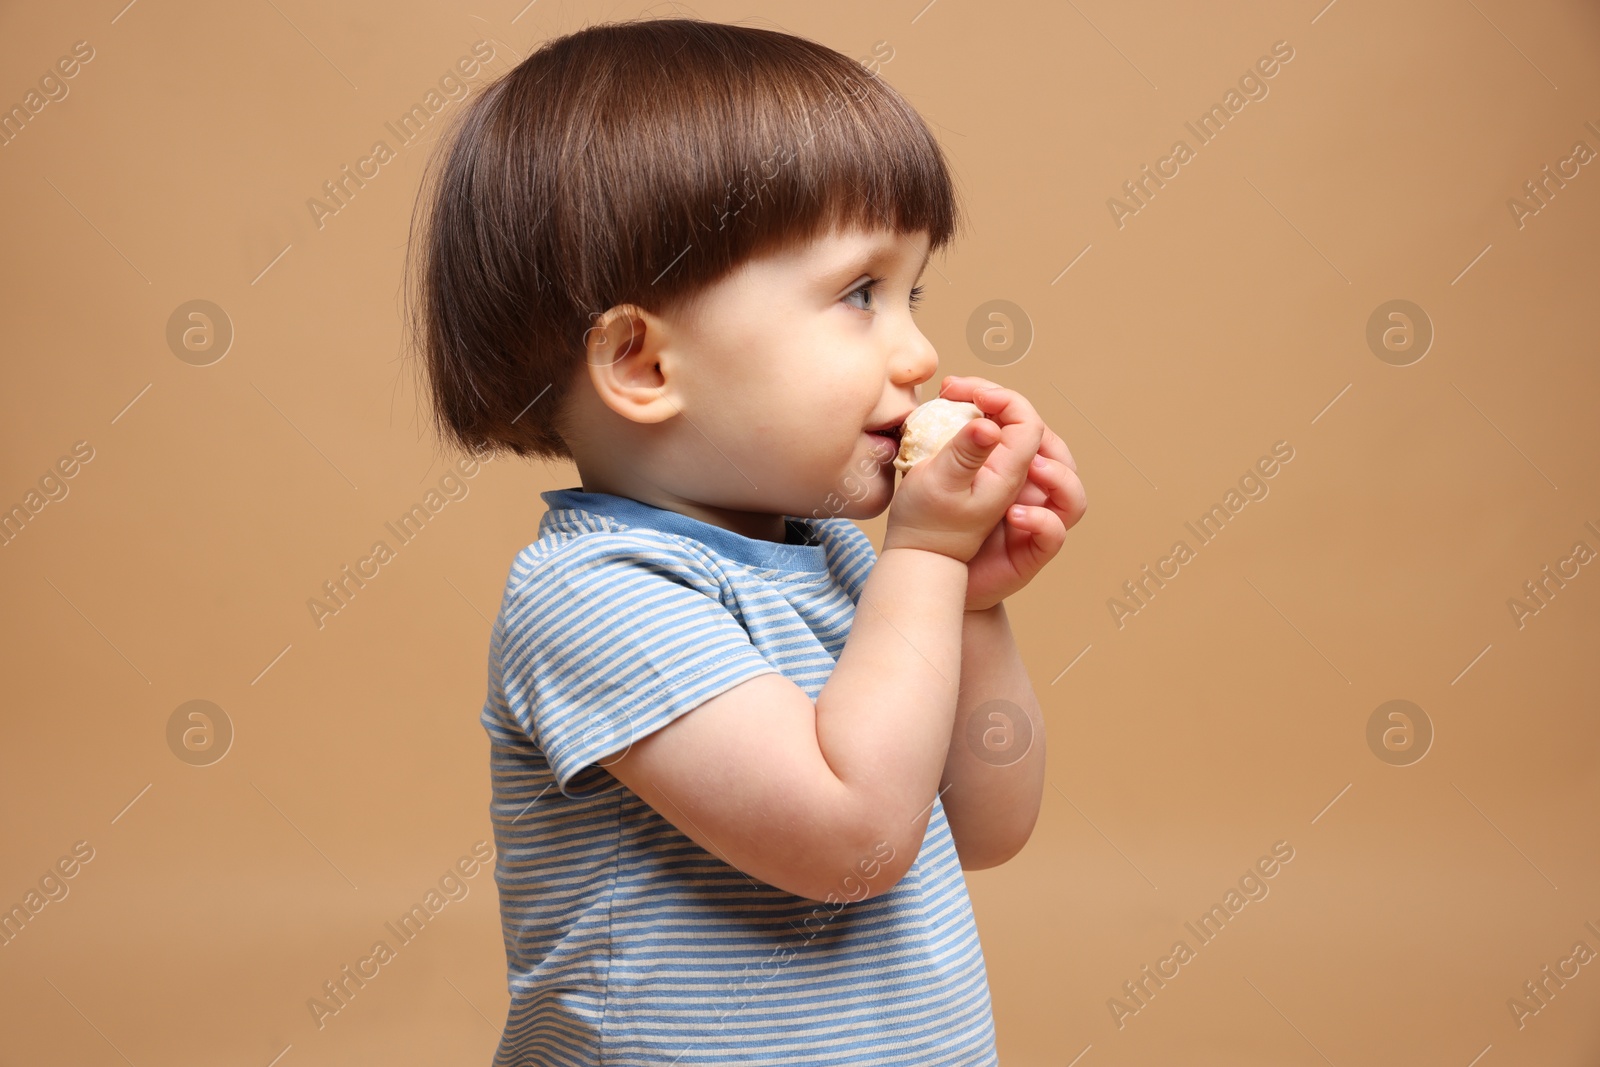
[940,383,1049,478]
[939,381,1041,449]
[1025,456,1088,526]
[1005,504,1066,562]
[1011,473,1050,509]
[931,416,1002,489]
[1035,424,1076,473]
[963,389,1046,461]
[974,389,1044,486]
[945,376,1076,474]
[1007,502,1060,537]
[938,374,1001,400]
[938,379,1038,428]
[935,381,1045,491]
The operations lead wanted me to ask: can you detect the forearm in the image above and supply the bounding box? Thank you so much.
[816,545,967,859]
[939,602,1046,869]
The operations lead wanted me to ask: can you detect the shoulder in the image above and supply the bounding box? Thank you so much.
[811,516,876,556]
[810,517,878,599]
[501,522,725,619]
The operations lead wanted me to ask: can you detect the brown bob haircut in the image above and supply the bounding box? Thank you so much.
[404,17,965,463]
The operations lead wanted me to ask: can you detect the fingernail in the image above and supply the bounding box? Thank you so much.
[1032,455,1047,469]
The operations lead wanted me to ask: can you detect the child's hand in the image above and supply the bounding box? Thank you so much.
[881,390,1036,563]
[935,377,1086,612]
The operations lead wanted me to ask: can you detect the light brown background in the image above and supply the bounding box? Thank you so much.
[3,0,1598,1064]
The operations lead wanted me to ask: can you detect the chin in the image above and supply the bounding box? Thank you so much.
[829,477,897,521]
[834,496,891,521]
[789,445,898,522]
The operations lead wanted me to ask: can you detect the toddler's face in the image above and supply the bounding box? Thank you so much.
[652,224,938,524]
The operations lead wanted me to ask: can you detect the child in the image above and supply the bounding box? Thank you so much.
[406,16,1082,1065]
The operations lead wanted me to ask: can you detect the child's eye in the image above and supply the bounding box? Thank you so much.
[844,278,883,310]
[844,279,927,314]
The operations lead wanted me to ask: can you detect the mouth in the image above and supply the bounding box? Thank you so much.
[865,413,910,444]
[865,424,902,467]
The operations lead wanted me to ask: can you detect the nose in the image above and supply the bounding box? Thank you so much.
[890,322,939,390]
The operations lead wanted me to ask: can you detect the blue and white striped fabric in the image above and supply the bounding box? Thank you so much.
[480,488,998,1066]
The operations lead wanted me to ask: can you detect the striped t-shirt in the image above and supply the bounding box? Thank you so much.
[480,487,998,1066]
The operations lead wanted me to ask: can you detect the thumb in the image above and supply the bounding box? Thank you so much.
[933,417,1000,486]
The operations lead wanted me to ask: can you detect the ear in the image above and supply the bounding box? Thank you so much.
[581,303,681,425]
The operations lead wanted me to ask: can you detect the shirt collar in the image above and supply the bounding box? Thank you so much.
[539,488,831,574]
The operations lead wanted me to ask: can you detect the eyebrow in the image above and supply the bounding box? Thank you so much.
[827,238,932,284]
[890,240,932,279]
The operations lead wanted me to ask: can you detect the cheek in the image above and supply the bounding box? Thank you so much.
[757,402,859,478]
[762,374,842,433]
[767,405,845,458]
[738,344,877,463]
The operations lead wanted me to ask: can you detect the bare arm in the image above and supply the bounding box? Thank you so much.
[938,602,1046,870]
[605,415,1027,903]
[604,544,967,903]
[810,544,969,887]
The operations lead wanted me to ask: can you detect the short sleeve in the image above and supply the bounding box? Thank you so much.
[497,533,779,799]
